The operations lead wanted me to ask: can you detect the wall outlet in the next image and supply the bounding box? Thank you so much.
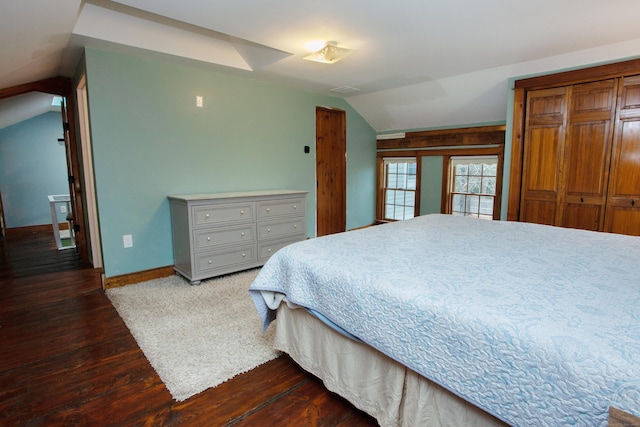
[60,205,67,214]
[123,234,133,248]
[196,95,204,107]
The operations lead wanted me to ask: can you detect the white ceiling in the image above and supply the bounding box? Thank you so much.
[2,0,640,131]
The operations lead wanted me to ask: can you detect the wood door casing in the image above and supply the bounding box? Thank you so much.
[316,107,346,236]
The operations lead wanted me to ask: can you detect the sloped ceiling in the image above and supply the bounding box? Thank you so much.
[2,0,640,131]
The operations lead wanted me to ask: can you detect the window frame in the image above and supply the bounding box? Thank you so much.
[447,155,500,220]
[377,155,420,221]
[442,148,504,220]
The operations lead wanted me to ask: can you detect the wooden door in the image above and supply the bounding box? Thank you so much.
[561,80,617,231]
[316,107,346,236]
[520,87,566,226]
[604,75,640,235]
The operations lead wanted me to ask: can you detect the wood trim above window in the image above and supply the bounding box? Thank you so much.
[377,125,505,150]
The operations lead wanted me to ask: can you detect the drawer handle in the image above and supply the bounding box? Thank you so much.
[268,248,272,253]
[294,224,297,228]
[242,253,246,257]
[208,259,212,264]
[240,210,244,215]
[207,237,211,241]
[205,214,210,218]
[267,228,271,232]
[266,208,270,212]
[241,232,245,236]
[293,205,297,209]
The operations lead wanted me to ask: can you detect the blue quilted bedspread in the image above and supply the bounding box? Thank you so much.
[249,214,640,426]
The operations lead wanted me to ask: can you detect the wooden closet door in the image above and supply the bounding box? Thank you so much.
[561,80,617,231]
[520,87,566,226]
[604,75,640,236]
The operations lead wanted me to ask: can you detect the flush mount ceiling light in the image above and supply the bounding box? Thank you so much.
[303,41,354,64]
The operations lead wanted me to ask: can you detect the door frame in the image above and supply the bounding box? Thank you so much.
[76,74,102,268]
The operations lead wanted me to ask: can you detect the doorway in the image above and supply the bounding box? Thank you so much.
[315,106,346,236]
[0,77,90,265]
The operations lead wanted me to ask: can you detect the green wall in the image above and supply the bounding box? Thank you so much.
[84,48,376,278]
[0,112,68,228]
[420,156,443,215]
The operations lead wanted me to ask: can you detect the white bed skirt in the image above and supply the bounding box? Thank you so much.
[274,304,510,427]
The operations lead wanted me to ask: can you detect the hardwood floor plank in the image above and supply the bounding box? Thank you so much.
[0,349,155,421]
[232,375,373,427]
[0,230,379,426]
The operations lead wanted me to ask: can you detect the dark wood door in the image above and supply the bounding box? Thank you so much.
[316,107,346,236]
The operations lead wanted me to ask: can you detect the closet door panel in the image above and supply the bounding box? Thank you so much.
[521,200,556,226]
[606,209,640,235]
[605,75,640,235]
[520,87,566,225]
[564,122,610,195]
[608,119,640,196]
[523,126,562,194]
[562,80,616,231]
[563,203,601,231]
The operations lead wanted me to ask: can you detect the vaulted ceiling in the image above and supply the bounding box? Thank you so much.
[2,0,640,131]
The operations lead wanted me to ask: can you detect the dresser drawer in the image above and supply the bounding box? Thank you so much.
[258,218,305,240]
[193,202,255,226]
[258,237,303,262]
[193,224,256,251]
[257,198,305,219]
[194,245,256,275]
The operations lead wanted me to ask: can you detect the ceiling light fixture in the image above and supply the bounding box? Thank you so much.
[303,41,354,64]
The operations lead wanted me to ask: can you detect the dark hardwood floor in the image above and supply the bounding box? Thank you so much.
[0,229,378,426]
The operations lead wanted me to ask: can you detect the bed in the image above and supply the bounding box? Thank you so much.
[248,214,640,426]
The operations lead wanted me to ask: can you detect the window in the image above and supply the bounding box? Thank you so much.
[449,156,498,220]
[382,157,417,220]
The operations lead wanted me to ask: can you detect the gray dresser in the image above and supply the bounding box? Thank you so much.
[168,190,307,284]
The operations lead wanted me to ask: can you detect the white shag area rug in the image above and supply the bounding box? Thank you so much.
[106,268,278,401]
